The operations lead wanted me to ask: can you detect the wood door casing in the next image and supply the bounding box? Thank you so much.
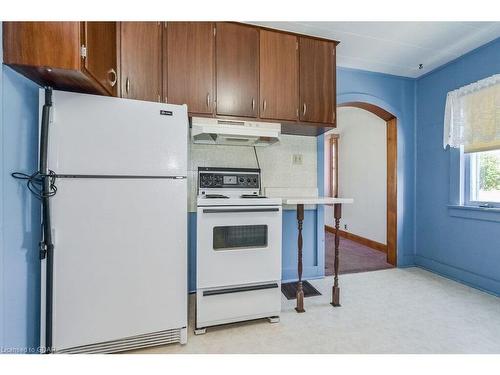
[299,37,335,124]
[167,22,214,114]
[259,30,298,121]
[120,22,162,102]
[82,22,118,96]
[216,22,259,118]
[386,118,397,266]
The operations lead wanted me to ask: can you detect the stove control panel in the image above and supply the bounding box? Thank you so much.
[199,172,260,189]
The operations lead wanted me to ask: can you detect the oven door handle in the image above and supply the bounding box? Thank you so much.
[203,283,279,296]
[202,208,280,214]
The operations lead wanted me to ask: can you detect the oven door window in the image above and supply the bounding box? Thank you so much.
[213,225,268,250]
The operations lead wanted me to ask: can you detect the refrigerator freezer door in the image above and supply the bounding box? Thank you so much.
[50,178,187,351]
[46,90,188,177]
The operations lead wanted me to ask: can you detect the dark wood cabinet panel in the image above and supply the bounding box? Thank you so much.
[216,22,259,118]
[3,21,339,134]
[120,22,162,102]
[82,22,118,96]
[167,22,214,114]
[3,22,80,70]
[2,22,118,96]
[299,37,336,124]
[260,30,298,121]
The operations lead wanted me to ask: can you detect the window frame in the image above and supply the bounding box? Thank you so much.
[463,150,500,208]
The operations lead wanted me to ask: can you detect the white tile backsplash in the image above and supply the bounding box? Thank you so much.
[188,134,317,211]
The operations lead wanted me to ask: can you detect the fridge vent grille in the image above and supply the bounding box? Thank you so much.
[55,328,184,354]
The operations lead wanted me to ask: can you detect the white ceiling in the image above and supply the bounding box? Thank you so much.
[247,22,500,78]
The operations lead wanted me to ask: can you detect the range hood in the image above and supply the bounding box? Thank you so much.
[191,117,280,147]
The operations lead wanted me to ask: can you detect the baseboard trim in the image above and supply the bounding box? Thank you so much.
[325,225,387,253]
[414,255,500,296]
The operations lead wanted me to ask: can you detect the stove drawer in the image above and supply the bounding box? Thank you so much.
[196,282,281,328]
[196,206,282,289]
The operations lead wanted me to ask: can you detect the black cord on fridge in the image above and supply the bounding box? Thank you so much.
[11,170,58,199]
[11,87,55,353]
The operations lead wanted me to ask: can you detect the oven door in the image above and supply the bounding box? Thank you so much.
[196,205,282,289]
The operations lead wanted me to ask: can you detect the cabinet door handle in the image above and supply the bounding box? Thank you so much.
[125,77,130,94]
[263,99,267,113]
[252,98,255,111]
[206,93,211,108]
[107,68,117,87]
[302,102,307,116]
[332,111,336,123]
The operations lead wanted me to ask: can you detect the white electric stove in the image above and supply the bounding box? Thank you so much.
[195,167,282,334]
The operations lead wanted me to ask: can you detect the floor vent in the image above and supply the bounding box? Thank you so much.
[56,328,184,354]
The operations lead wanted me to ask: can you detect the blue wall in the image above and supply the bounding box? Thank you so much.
[1,23,41,352]
[415,38,500,295]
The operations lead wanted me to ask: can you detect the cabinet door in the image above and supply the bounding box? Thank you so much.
[260,30,298,121]
[167,22,214,114]
[299,37,335,124]
[82,22,118,96]
[3,22,81,70]
[216,23,259,118]
[120,22,162,102]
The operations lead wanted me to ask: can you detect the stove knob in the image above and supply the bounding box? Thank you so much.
[239,177,244,183]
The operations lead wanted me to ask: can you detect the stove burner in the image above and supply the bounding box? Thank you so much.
[240,194,267,199]
[204,194,229,199]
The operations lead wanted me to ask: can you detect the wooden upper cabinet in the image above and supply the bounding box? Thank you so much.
[120,22,162,102]
[3,22,81,69]
[167,22,214,114]
[82,22,118,96]
[215,22,259,118]
[2,22,118,96]
[260,30,298,121]
[299,37,336,124]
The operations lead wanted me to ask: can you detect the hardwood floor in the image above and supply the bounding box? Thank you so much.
[325,231,394,275]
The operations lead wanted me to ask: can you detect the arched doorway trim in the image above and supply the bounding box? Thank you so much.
[334,99,398,266]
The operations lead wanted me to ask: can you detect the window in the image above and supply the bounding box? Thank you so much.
[464,149,500,207]
[213,225,268,250]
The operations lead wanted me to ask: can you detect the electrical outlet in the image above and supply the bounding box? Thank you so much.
[344,224,348,230]
[292,154,303,165]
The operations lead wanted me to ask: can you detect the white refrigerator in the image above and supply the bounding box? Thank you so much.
[40,90,188,353]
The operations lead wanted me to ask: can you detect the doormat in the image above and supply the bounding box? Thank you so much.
[281,281,321,300]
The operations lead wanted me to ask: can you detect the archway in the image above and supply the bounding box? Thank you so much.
[327,101,397,266]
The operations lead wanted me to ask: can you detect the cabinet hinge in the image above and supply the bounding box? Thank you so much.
[80,45,87,59]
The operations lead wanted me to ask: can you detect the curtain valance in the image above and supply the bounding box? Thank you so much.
[443,74,500,153]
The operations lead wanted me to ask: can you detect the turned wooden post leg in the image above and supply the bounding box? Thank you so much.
[295,204,305,313]
[331,203,342,307]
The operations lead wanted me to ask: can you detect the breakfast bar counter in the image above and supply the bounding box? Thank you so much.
[281,197,354,313]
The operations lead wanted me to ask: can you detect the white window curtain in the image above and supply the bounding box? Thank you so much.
[443,74,500,153]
